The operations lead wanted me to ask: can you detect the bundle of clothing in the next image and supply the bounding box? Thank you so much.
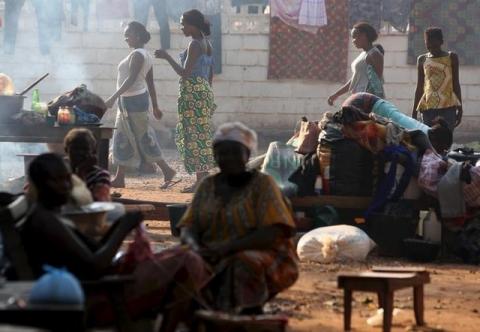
[48,84,106,120]
[337,108,422,215]
[418,149,480,220]
[286,102,427,220]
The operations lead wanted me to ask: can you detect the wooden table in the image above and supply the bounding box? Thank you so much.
[0,281,85,331]
[338,271,430,332]
[0,124,115,169]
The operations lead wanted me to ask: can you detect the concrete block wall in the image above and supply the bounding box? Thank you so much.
[1,5,480,136]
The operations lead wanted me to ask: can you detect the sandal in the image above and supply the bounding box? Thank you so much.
[160,179,182,190]
[111,192,122,198]
[180,185,196,193]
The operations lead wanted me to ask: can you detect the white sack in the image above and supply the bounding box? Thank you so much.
[297,225,376,263]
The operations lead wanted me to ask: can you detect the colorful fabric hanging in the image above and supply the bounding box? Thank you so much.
[348,0,382,30]
[231,0,269,6]
[407,0,480,65]
[382,0,412,32]
[268,0,349,82]
[270,0,319,34]
[348,0,412,33]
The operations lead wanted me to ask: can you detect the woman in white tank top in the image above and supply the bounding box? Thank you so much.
[328,22,385,106]
[105,21,177,189]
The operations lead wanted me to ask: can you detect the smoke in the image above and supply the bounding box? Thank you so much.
[0,1,95,190]
[0,0,203,190]
[0,143,48,192]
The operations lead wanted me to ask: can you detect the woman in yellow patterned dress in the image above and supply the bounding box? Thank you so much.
[155,9,215,192]
[412,27,463,131]
[178,122,299,314]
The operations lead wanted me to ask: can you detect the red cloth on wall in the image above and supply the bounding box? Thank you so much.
[267,0,349,82]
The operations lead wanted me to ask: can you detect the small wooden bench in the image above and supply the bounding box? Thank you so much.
[123,203,155,213]
[337,268,430,332]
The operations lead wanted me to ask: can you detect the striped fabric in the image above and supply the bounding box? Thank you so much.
[85,166,111,202]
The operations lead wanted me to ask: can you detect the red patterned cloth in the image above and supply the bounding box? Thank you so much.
[418,149,448,196]
[268,0,348,82]
[464,167,480,208]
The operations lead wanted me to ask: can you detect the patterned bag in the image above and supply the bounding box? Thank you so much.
[119,226,153,273]
[291,117,321,155]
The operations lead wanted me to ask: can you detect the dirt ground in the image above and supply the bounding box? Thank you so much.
[1,151,476,332]
[140,219,480,332]
[111,150,480,332]
[141,218,480,332]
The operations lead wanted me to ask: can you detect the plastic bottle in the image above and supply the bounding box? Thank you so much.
[58,107,70,125]
[314,175,323,195]
[31,89,40,111]
[68,107,76,125]
[423,209,441,243]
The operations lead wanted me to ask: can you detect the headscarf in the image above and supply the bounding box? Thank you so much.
[213,122,258,154]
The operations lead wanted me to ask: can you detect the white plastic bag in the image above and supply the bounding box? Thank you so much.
[367,308,403,326]
[297,225,376,263]
[261,141,302,196]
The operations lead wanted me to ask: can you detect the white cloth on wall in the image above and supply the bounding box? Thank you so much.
[298,0,327,27]
[270,0,320,34]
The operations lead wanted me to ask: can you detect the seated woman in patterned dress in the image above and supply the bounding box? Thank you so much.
[178,122,299,314]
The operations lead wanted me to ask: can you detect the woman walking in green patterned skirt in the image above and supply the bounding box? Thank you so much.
[155,9,215,193]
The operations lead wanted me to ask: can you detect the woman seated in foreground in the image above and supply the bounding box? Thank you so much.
[179,122,299,314]
[21,153,210,331]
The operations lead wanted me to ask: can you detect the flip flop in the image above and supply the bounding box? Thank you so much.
[160,179,182,190]
[180,184,196,193]
[111,192,122,198]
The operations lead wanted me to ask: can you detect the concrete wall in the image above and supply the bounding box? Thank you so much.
[1,4,479,137]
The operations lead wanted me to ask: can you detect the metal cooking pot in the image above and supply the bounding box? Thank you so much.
[0,94,26,124]
[0,73,49,124]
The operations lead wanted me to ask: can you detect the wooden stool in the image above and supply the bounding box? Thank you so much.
[338,270,430,332]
